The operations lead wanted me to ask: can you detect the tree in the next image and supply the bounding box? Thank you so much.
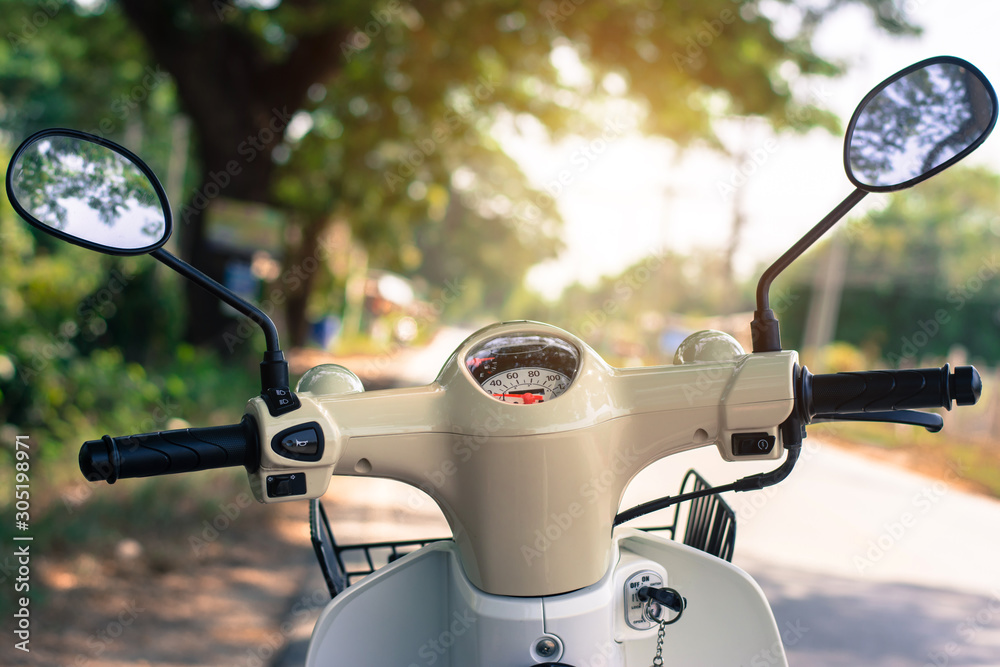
[779,166,1000,365]
[4,0,919,349]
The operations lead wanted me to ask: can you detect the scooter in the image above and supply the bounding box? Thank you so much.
[6,55,996,666]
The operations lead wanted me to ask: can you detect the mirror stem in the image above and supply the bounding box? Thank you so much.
[151,249,289,391]
[751,188,867,353]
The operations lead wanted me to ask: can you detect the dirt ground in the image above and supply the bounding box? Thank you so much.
[5,497,317,667]
[2,473,449,667]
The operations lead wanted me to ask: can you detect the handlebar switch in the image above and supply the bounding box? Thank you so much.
[266,472,307,498]
[732,432,776,456]
[262,386,301,416]
[270,422,325,462]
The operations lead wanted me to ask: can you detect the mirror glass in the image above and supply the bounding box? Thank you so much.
[847,61,996,189]
[8,134,169,251]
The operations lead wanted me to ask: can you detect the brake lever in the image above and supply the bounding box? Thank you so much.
[811,409,943,433]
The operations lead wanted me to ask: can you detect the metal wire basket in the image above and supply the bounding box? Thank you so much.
[635,469,736,563]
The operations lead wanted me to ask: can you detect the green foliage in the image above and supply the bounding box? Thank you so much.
[0,1,180,172]
[780,166,1000,365]
[0,193,256,470]
[515,249,754,364]
[265,0,914,312]
[2,0,922,344]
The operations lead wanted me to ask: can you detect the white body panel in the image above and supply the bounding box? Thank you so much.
[306,529,787,667]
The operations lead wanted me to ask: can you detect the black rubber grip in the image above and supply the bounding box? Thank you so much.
[806,364,981,416]
[79,415,259,483]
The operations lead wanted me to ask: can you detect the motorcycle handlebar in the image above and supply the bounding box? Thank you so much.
[79,415,259,483]
[801,363,981,417]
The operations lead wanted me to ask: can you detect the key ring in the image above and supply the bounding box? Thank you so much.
[644,596,684,626]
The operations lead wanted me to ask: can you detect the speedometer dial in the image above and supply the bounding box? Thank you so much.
[480,368,572,404]
[465,333,580,404]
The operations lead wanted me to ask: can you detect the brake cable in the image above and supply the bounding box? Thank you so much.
[614,414,803,527]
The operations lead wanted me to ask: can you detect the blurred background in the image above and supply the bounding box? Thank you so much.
[2,1,1000,665]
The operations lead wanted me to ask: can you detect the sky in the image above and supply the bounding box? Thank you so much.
[504,0,1000,300]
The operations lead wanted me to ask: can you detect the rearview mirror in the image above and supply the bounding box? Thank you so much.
[5,129,172,255]
[845,56,997,192]
[752,56,997,353]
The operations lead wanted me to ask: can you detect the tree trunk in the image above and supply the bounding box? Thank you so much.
[284,215,328,348]
[116,0,348,348]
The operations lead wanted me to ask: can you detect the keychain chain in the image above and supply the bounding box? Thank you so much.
[643,593,684,667]
[650,616,666,666]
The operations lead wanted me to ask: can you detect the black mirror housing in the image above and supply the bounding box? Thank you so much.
[5,128,173,256]
[845,55,998,192]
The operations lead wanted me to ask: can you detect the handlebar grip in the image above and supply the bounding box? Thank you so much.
[79,415,259,483]
[806,364,981,416]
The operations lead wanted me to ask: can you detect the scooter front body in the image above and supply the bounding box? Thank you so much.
[306,528,787,667]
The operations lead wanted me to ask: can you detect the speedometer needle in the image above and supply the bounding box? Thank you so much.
[492,393,545,404]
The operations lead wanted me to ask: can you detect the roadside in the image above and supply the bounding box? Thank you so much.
[811,422,1000,499]
[6,481,319,667]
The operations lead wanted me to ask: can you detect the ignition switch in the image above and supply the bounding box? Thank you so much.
[624,570,664,630]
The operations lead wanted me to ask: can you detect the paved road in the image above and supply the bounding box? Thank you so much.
[624,442,1000,666]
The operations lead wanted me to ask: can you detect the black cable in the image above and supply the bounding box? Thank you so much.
[614,417,803,527]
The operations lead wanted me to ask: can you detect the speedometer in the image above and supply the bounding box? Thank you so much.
[465,333,580,404]
[480,368,572,404]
